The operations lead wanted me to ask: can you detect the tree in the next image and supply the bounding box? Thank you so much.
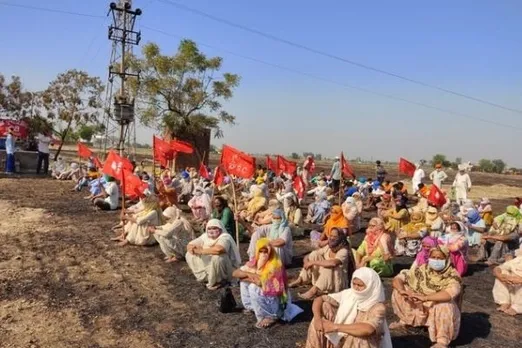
[41,70,104,160]
[491,159,506,174]
[291,152,300,160]
[315,153,322,161]
[455,157,462,165]
[77,125,96,142]
[478,159,494,173]
[131,40,240,144]
[0,74,35,119]
[431,154,450,167]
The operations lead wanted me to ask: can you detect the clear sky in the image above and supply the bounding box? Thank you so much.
[1,0,522,165]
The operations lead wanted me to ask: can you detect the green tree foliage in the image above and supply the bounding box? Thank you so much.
[41,70,104,160]
[130,40,240,142]
[0,74,35,119]
[431,154,451,167]
[78,125,96,142]
[491,159,506,174]
[291,152,300,160]
[478,159,494,172]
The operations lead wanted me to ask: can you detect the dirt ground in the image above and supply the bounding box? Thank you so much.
[0,176,521,348]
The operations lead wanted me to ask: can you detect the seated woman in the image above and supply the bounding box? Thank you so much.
[233,238,302,328]
[307,179,327,197]
[305,267,392,348]
[477,197,494,227]
[342,197,360,234]
[383,195,409,235]
[56,162,82,181]
[239,188,267,223]
[290,228,355,299]
[355,217,394,277]
[187,186,212,222]
[186,219,241,290]
[412,236,440,268]
[287,197,304,237]
[395,211,428,257]
[73,165,99,192]
[150,206,194,262]
[425,206,445,238]
[156,179,178,210]
[276,182,297,216]
[253,199,281,226]
[492,254,522,316]
[310,205,350,249]
[112,195,164,246]
[390,246,462,348]
[240,209,293,266]
[482,206,522,265]
[211,196,236,237]
[306,192,331,225]
[464,209,487,260]
[439,222,468,276]
[376,193,393,220]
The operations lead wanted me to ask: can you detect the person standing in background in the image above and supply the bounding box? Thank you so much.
[330,157,341,194]
[453,164,472,205]
[412,163,426,194]
[430,163,448,188]
[375,160,387,183]
[36,130,52,175]
[4,128,16,174]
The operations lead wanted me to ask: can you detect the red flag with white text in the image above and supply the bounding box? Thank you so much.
[220,145,256,179]
[427,184,447,208]
[122,169,149,198]
[102,150,133,180]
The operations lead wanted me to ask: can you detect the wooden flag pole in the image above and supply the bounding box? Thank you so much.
[338,152,343,206]
[221,166,240,249]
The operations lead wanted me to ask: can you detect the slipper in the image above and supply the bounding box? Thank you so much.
[255,318,276,329]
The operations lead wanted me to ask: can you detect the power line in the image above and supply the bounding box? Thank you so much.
[141,25,522,132]
[0,1,105,18]
[156,0,522,115]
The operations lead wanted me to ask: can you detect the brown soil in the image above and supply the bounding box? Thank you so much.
[0,176,520,348]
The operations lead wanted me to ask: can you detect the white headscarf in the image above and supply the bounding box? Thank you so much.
[326,267,392,348]
[204,219,241,268]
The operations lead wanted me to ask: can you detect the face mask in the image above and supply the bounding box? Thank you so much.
[428,258,446,271]
[272,219,282,228]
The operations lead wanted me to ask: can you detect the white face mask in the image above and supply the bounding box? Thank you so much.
[428,258,446,271]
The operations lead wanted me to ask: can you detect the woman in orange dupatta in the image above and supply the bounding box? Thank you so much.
[311,205,350,249]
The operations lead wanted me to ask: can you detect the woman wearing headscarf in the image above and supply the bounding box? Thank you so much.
[311,205,350,249]
[187,186,212,222]
[305,267,392,348]
[390,246,462,348]
[115,195,164,246]
[482,206,522,265]
[307,180,328,197]
[492,253,522,316]
[233,238,302,328]
[439,222,468,276]
[276,181,297,217]
[211,196,236,237]
[425,206,445,238]
[306,192,331,225]
[239,187,267,223]
[355,217,394,277]
[342,197,360,234]
[477,197,493,227]
[412,236,440,268]
[156,178,178,210]
[376,193,393,220]
[290,228,355,300]
[186,219,241,290]
[383,194,409,234]
[395,210,428,257]
[151,206,194,262]
[287,197,304,237]
[253,199,281,226]
[464,209,486,248]
[241,209,293,266]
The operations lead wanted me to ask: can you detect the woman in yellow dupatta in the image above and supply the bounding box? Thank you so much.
[113,195,165,246]
[240,188,267,222]
[312,205,349,249]
[395,211,428,257]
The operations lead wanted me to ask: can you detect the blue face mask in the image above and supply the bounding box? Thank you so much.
[272,220,282,228]
[428,258,446,271]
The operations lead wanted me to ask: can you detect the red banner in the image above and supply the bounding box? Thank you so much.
[293,175,305,199]
[428,184,446,208]
[0,119,29,138]
[266,156,276,172]
[399,157,416,177]
[276,155,297,175]
[213,166,225,185]
[170,139,194,154]
[199,162,210,179]
[220,145,256,179]
[102,150,133,180]
[77,142,93,159]
[153,136,174,167]
[122,169,149,199]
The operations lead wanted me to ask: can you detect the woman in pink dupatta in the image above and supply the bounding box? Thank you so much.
[439,222,468,276]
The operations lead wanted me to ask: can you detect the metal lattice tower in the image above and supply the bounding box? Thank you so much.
[102,0,142,158]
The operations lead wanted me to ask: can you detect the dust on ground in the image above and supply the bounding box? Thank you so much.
[0,177,521,348]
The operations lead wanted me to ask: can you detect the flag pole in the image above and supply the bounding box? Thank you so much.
[221,165,240,249]
[338,152,343,206]
[120,169,126,218]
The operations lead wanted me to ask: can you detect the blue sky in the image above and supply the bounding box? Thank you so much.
[1,0,522,165]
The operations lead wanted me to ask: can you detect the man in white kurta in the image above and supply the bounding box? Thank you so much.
[452,166,472,205]
[429,164,448,188]
[186,219,241,289]
[411,164,425,194]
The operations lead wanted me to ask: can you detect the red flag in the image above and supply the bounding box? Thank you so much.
[340,152,355,178]
[399,158,416,177]
[213,166,225,185]
[122,169,148,198]
[276,155,297,175]
[293,175,305,199]
[199,162,210,179]
[153,136,174,167]
[92,156,103,169]
[77,142,93,159]
[266,156,276,172]
[102,150,133,180]
[170,139,194,154]
[427,184,446,208]
[220,145,256,179]
[304,156,315,173]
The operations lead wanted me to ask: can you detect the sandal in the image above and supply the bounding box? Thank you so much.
[255,318,277,329]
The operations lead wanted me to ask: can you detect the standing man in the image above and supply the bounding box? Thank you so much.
[4,128,16,174]
[452,164,472,205]
[429,163,448,188]
[330,156,341,194]
[302,155,314,188]
[36,130,52,175]
[411,163,425,194]
[375,160,387,183]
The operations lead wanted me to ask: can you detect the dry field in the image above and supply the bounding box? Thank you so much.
[1,150,521,347]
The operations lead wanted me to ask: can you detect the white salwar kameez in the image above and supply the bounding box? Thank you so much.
[125,210,160,245]
[453,172,472,205]
[154,217,194,259]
